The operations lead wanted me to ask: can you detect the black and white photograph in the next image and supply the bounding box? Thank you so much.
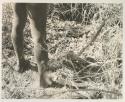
[1,1,123,99]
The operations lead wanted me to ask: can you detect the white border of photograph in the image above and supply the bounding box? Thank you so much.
[0,0,124,102]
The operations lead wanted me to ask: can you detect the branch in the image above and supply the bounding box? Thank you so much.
[77,19,106,56]
[36,87,122,99]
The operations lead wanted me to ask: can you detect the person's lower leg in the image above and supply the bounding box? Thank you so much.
[34,39,49,87]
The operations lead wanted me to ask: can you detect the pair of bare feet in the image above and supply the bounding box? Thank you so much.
[14,59,52,88]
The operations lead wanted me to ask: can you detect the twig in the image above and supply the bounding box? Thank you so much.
[37,88,122,99]
[77,19,106,56]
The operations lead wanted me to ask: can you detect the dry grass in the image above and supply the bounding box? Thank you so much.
[2,3,123,99]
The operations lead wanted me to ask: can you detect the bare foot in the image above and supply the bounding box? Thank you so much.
[31,71,49,88]
[40,71,56,88]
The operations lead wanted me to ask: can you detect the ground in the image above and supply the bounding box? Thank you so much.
[2,3,123,99]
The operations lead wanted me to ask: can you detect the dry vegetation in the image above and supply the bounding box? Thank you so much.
[2,3,123,99]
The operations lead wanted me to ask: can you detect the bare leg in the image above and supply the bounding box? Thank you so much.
[27,4,49,87]
[11,3,28,73]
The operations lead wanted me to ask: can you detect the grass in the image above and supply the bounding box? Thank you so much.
[2,3,123,99]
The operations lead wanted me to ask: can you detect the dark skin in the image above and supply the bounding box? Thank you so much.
[11,3,49,87]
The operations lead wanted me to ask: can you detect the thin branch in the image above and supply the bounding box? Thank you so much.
[77,19,106,56]
[37,88,122,99]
